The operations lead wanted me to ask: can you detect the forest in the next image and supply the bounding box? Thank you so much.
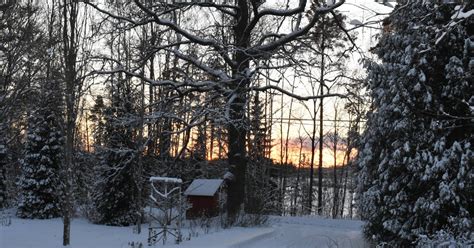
[0,0,472,247]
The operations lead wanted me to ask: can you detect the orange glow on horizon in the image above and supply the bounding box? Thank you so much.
[270,144,357,168]
[203,138,357,168]
[81,112,357,168]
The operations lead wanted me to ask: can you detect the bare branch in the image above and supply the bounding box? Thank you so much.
[250,84,347,101]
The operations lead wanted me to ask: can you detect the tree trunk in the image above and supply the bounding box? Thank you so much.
[292,136,304,216]
[279,81,284,215]
[317,18,326,216]
[282,83,295,216]
[308,99,317,215]
[226,89,247,221]
[226,0,250,222]
[332,108,338,219]
[62,0,79,244]
[0,138,7,209]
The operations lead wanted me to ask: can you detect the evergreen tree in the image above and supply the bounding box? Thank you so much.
[93,78,141,226]
[17,83,64,219]
[0,1,44,210]
[192,121,207,162]
[90,95,106,147]
[357,2,473,246]
[245,91,277,214]
[248,92,267,161]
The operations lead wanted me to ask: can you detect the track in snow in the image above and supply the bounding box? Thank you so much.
[231,216,368,248]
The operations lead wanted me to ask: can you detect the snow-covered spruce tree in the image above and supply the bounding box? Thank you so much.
[245,91,276,215]
[93,78,141,226]
[0,1,45,210]
[17,82,64,219]
[357,2,473,246]
[90,95,107,147]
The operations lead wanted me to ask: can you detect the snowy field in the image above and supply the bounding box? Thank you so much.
[0,214,367,248]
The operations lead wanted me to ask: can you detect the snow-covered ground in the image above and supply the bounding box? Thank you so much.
[237,217,367,248]
[1,214,366,248]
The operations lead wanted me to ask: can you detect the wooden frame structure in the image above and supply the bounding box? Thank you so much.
[148,176,183,246]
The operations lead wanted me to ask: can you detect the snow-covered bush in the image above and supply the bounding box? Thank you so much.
[232,208,269,227]
[417,230,473,248]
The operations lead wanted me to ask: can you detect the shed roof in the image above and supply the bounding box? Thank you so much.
[184,179,224,196]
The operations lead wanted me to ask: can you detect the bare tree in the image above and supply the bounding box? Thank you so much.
[86,0,346,221]
[59,0,93,244]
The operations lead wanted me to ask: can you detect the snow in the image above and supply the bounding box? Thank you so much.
[349,19,363,26]
[1,217,142,248]
[184,179,223,196]
[451,7,474,20]
[237,216,367,248]
[149,176,183,184]
[0,214,367,248]
[223,171,234,181]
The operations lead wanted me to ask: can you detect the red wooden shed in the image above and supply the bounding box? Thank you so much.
[184,179,225,219]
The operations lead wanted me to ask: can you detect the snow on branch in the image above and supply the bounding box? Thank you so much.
[249,0,345,56]
[89,55,230,95]
[434,6,473,46]
[133,0,223,47]
[168,48,231,81]
[249,84,347,101]
[243,0,308,39]
[149,176,183,184]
